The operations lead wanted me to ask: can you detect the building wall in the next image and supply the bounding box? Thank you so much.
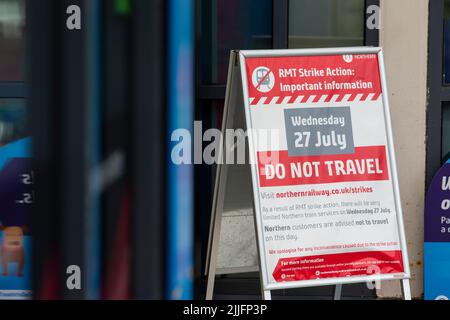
[378,0,428,299]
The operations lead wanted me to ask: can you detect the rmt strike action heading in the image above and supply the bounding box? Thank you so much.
[279,67,355,78]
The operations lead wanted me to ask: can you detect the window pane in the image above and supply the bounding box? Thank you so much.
[0,0,25,81]
[0,99,27,146]
[443,103,450,161]
[289,0,364,49]
[444,0,450,84]
[200,0,272,84]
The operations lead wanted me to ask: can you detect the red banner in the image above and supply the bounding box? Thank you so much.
[257,146,389,187]
[272,250,404,282]
[245,54,382,105]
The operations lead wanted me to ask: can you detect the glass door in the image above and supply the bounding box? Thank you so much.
[195,0,379,299]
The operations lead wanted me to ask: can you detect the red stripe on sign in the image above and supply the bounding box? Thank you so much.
[250,97,260,105]
[372,93,381,101]
[272,97,282,105]
[291,96,306,104]
[272,250,404,282]
[313,95,322,103]
[348,93,358,102]
[257,146,389,187]
[299,96,307,103]
[360,93,369,101]
[335,94,344,102]
[288,96,297,104]
[252,92,380,106]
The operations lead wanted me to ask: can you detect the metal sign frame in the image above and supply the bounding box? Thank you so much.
[206,47,411,300]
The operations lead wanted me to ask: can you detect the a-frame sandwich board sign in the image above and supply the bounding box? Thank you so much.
[206,48,411,300]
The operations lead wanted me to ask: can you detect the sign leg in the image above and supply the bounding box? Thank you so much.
[205,202,224,300]
[262,290,272,300]
[205,268,216,300]
[334,284,343,300]
[401,279,412,300]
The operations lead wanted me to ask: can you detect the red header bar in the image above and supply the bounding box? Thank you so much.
[245,54,382,105]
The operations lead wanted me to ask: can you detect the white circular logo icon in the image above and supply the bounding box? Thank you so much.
[252,66,275,93]
[435,295,449,300]
[343,54,353,63]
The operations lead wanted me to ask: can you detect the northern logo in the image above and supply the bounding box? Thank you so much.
[343,55,354,63]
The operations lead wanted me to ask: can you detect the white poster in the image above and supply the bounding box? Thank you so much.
[240,49,409,289]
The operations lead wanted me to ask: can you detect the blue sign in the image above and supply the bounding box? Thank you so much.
[0,138,32,299]
[425,160,450,300]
